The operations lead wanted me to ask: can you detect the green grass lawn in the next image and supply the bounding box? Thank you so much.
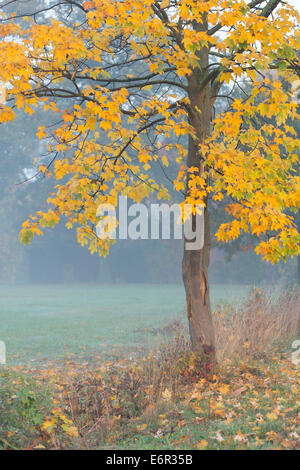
[0,283,251,364]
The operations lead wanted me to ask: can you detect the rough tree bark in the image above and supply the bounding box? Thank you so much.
[182,37,217,366]
[182,204,216,365]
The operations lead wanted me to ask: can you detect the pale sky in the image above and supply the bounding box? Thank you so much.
[289,0,300,11]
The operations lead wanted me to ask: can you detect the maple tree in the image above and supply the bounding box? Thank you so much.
[1,0,300,364]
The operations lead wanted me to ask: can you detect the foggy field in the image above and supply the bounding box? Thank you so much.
[0,283,251,364]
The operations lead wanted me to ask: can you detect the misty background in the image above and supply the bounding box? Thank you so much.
[0,108,298,287]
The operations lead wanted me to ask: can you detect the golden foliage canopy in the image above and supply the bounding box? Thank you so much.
[0,0,299,261]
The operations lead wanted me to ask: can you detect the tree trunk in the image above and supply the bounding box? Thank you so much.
[297,255,300,336]
[182,206,216,366]
[182,56,217,366]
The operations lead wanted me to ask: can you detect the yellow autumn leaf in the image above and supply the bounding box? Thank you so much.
[196,439,208,449]
[266,412,279,421]
[161,155,169,167]
[62,424,79,438]
[136,423,148,432]
[162,388,172,401]
[218,384,230,395]
[41,418,55,432]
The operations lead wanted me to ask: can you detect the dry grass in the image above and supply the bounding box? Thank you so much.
[35,333,195,447]
[215,287,300,361]
[150,286,300,362]
[59,287,300,446]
